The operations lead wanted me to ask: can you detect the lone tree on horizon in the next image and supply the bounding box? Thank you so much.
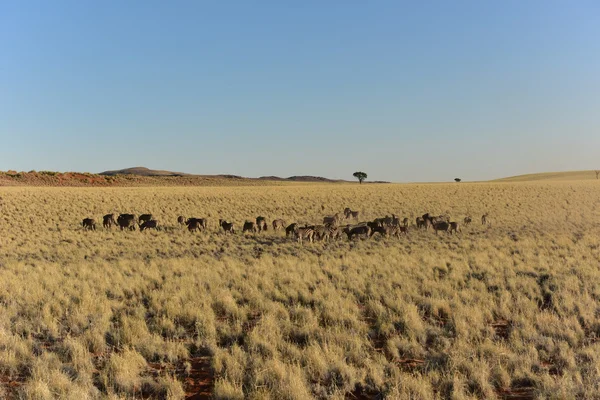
[454,178,462,182]
[353,171,367,184]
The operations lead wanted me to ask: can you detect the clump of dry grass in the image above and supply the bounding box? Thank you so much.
[0,181,600,398]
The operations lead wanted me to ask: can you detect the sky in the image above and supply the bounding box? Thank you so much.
[1,1,599,182]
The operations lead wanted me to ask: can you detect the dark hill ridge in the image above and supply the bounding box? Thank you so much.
[100,167,352,182]
[99,167,190,177]
[257,175,348,183]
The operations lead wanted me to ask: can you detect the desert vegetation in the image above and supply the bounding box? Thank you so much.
[1,181,600,399]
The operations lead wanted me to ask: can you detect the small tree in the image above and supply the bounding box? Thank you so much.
[353,171,367,184]
[596,170,599,180]
[454,178,461,182]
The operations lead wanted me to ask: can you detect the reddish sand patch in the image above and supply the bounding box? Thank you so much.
[146,356,213,399]
[491,320,512,340]
[183,356,213,399]
[0,373,24,399]
[496,387,535,400]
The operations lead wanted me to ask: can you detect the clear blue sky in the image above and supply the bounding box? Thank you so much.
[1,1,599,182]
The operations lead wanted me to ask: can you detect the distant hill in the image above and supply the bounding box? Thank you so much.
[101,167,355,183]
[258,175,348,183]
[99,167,190,177]
[494,170,599,182]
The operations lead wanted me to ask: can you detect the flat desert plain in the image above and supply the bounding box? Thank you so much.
[1,180,600,399]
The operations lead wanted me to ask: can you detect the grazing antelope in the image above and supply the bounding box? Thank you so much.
[285,223,298,237]
[385,226,407,238]
[243,221,259,234]
[424,218,433,231]
[369,225,390,238]
[344,208,360,221]
[323,213,341,226]
[256,216,268,232]
[272,219,286,231]
[367,221,381,231]
[219,219,236,234]
[449,222,460,234]
[117,214,136,231]
[345,225,371,240]
[482,214,490,226]
[382,215,393,226]
[432,221,451,235]
[186,219,202,233]
[82,218,96,231]
[139,214,153,224]
[103,214,116,229]
[140,220,159,231]
[186,218,208,230]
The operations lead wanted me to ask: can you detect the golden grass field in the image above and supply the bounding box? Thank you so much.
[1,180,600,399]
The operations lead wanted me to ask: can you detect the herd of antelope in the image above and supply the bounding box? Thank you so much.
[81,208,492,244]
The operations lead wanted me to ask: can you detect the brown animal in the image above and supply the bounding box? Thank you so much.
[432,221,451,235]
[385,226,406,238]
[402,217,410,228]
[256,216,268,232]
[344,208,360,221]
[103,214,116,229]
[243,221,258,233]
[323,213,341,226]
[367,221,381,231]
[482,214,490,226]
[272,219,286,231]
[370,218,384,228]
[369,225,390,237]
[382,215,393,226]
[416,217,425,229]
[140,220,159,231]
[397,226,409,236]
[449,221,460,234]
[345,225,371,240]
[139,214,153,224]
[285,223,298,237]
[117,214,136,231]
[82,218,96,231]
[424,218,433,230]
[187,217,208,230]
[219,219,236,234]
[186,219,202,232]
[463,216,472,225]
[177,216,186,225]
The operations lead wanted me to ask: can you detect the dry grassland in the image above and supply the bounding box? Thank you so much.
[1,181,600,399]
